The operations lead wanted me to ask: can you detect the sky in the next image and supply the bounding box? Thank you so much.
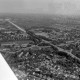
[0,0,80,16]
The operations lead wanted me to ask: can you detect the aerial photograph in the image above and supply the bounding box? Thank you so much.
[1,0,80,80]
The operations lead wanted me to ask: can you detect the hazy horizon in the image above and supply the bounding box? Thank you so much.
[0,0,80,16]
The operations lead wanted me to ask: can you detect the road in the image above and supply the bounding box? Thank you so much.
[5,19,26,33]
[43,40,80,60]
[5,19,80,63]
[48,41,80,62]
[26,31,80,63]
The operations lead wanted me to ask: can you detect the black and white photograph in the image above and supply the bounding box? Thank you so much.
[0,0,80,80]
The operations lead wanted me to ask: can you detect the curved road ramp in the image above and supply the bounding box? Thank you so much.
[0,53,18,80]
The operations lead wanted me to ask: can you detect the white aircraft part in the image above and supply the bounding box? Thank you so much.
[0,53,18,80]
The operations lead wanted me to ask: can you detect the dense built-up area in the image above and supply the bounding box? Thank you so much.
[0,18,80,80]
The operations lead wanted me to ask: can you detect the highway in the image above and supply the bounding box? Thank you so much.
[5,19,26,33]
